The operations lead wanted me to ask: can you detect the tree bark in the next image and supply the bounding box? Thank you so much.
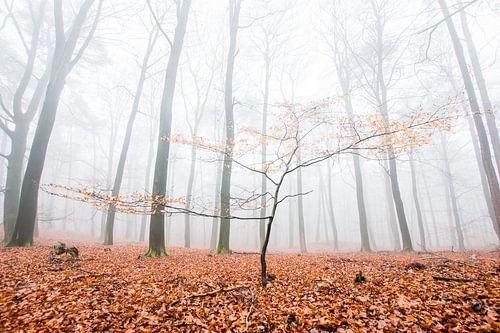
[383,160,401,250]
[438,0,500,242]
[217,0,241,253]
[343,94,370,251]
[440,135,465,250]
[446,73,499,239]
[3,0,48,242]
[9,0,99,246]
[458,5,500,176]
[146,0,192,257]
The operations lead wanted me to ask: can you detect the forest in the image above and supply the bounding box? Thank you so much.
[0,0,499,331]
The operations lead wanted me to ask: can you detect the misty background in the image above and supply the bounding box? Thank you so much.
[1,0,499,252]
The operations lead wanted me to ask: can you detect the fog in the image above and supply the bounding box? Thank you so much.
[1,0,499,253]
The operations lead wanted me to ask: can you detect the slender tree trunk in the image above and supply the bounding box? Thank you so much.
[183,146,197,248]
[147,0,192,257]
[459,6,500,176]
[422,172,440,249]
[337,93,370,252]
[383,160,402,250]
[447,75,499,239]
[320,189,329,243]
[440,135,465,250]
[9,0,100,247]
[288,176,294,249]
[379,97,412,250]
[3,124,28,241]
[217,0,241,253]
[325,161,338,250]
[9,78,66,246]
[140,120,156,242]
[101,121,116,241]
[296,155,307,253]
[104,31,157,245]
[210,153,223,249]
[315,169,324,243]
[164,156,177,246]
[2,1,49,242]
[387,156,413,251]
[443,166,457,249]
[371,4,413,251]
[438,0,500,242]
[409,152,427,251]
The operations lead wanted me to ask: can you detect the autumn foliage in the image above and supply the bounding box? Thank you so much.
[0,244,498,332]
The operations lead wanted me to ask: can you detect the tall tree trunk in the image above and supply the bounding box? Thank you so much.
[210,153,223,249]
[443,165,458,249]
[146,0,192,257]
[2,0,49,242]
[387,157,413,251]
[10,0,99,246]
[325,161,338,250]
[438,0,500,241]
[183,146,197,248]
[296,155,307,253]
[3,124,28,241]
[422,172,440,249]
[315,167,325,243]
[217,0,241,253]
[447,75,499,238]
[459,5,500,176]
[140,119,156,242]
[383,161,402,250]
[440,135,465,250]
[104,30,157,245]
[372,2,413,251]
[288,176,294,249]
[164,156,177,246]
[101,119,116,241]
[409,152,427,251]
[343,93,370,251]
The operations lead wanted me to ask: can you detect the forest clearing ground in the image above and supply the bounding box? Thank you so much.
[0,243,498,332]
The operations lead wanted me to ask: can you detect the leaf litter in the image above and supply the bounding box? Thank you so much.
[0,245,498,332]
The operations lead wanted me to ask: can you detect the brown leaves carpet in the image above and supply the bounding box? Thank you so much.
[0,245,498,332]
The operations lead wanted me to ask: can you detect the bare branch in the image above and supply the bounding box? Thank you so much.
[146,0,173,49]
[418,0,481,34]
[68,0,104,70]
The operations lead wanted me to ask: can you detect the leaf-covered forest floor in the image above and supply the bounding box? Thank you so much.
[0,243,498,332]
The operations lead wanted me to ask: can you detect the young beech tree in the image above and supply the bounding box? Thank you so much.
[9,0,103,247]
[47,99,456,287]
